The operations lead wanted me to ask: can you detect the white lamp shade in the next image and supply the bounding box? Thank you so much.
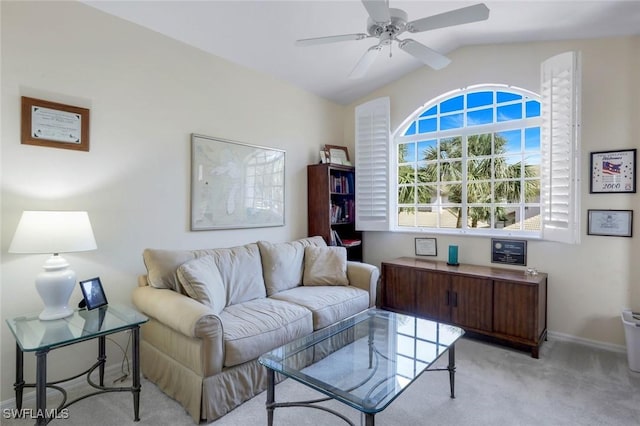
[9,211,97,254]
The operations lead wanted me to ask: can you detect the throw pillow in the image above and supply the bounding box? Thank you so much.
[143,248,196,292]
[176,255,227,314]
[303,245,349,286]
[258,236,327,296]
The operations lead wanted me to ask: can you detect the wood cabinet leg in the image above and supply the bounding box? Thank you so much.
[531,345,540,359]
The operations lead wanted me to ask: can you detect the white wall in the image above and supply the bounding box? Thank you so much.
[0,1,344,402]
[345,36,640,348]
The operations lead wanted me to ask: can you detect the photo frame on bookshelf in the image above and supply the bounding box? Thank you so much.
[325,145,351,166]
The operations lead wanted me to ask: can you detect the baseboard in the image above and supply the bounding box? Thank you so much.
[547,330,626,353]
[0,364,123,411]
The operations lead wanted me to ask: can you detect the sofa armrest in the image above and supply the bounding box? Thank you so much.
[346,261,379,308]
[132,286,222,339]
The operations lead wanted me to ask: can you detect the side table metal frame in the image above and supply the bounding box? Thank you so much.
[14,326,142,425]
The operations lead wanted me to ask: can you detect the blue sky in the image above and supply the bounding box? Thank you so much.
[401,89,541,166]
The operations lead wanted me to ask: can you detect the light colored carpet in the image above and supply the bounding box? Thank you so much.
[3,338,639,425]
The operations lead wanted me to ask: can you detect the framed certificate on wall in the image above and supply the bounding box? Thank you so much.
[587,210,633,237]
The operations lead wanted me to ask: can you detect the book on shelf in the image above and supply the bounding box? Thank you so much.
[332,229,361,248]
[330,200,355,224]
[331,230,343,246]
[341,239,361,248]
[330,173,354,194]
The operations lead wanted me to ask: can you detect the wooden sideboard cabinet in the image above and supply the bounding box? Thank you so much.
[381,257,547,358]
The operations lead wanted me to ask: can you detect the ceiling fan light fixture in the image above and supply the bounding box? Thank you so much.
[367,8,407,38]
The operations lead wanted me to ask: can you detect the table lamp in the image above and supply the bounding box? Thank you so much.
[9,211,97,320]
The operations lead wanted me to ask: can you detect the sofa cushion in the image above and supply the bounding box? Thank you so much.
[176,255,227,314]
[258,236,326,296]
[143,243,266,305]
[270,286,369,330]
[220,298,313,367]
[303,246,349,286]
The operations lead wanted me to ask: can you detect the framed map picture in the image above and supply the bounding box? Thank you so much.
[191,134,285,230]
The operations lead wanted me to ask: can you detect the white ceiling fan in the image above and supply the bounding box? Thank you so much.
[295,0,490,79]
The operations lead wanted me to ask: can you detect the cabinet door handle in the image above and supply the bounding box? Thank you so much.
[445,290,451,306]
[453,292,458,307]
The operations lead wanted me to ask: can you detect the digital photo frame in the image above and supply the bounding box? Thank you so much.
[79,277,108,310]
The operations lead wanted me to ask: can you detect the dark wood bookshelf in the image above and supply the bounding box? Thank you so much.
[307,163,362,261]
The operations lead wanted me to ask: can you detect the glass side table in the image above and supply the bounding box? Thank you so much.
[6,304,148,425]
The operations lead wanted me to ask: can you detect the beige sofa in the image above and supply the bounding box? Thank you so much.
[132,236,379,422]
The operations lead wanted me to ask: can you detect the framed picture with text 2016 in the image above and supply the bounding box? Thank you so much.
[590,149,636,193]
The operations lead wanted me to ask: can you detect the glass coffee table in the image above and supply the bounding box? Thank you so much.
[259,309,464,426]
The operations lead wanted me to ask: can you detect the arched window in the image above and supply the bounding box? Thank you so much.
[393,85,541,235]
[356,52,580,243]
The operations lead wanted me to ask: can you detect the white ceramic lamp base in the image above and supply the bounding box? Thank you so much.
[35,254,76,321]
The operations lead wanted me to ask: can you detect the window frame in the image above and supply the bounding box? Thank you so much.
[391,84,542,238]
[355,51,580,244]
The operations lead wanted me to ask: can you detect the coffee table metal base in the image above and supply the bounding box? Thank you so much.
[264,343,457,426]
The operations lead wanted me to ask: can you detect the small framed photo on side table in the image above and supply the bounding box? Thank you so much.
[79,277,108,310]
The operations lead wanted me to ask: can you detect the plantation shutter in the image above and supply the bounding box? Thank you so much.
[355,97,390,231]
[540,51,581,244]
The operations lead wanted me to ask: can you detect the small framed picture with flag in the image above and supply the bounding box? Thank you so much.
[590,149,636,193]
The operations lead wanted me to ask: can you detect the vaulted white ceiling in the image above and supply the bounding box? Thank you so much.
[84,1,640,105]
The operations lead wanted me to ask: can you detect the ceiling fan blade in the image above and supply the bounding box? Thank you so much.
[407,3,490,33]
[399,39,451,70]
[295,33,369,47]
[362,0,390,23]
[349,45,383,79]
